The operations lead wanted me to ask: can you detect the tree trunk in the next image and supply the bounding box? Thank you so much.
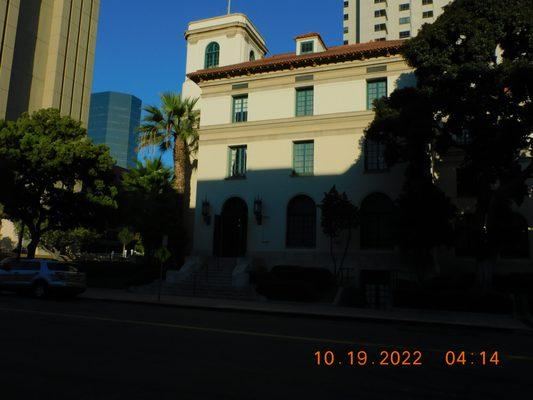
[340,228,352,271]
[27,239,39,259]
[330,236,337,277]
[173,135,187,222]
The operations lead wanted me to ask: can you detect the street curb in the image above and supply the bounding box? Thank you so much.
[80,292,533,333]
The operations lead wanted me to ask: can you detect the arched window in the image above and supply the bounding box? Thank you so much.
[204,42,220,69]
[286,195,316,248]
[249,50,256,61]
[500,213,530,259]
[360,193,395,249]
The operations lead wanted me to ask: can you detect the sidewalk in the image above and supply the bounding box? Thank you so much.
[81,288,532,332]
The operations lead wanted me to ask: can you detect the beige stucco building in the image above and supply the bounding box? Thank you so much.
[0,0,100,125]
[180,13,532,274]
[343,0,452,44]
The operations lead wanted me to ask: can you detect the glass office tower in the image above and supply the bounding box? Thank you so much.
[88,92,142,169]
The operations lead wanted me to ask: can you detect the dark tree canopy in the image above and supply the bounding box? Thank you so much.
[119,158,185,263]
[0,109,117,258]
[366,0,532,275]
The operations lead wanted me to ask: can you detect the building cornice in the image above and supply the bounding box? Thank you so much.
[188,40,404,83]
[199,111,376,144]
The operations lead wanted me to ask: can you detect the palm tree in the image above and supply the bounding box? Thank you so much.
[138,92,200,218]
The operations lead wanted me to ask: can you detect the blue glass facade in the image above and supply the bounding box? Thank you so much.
[88,92,142,169]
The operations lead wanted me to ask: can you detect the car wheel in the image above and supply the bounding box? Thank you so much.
[32,281,48,299]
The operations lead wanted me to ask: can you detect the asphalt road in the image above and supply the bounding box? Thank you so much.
[0,293,532,400]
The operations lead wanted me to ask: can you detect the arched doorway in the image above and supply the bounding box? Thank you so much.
[360,193,395,249]
[214,197,248,257]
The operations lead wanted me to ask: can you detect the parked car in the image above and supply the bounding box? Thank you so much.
[0,258,86,298]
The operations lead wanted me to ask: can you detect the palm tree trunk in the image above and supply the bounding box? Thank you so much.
[173,135,187,220]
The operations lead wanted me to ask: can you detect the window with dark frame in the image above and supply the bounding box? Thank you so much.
[300,41,314,54]
[232,95,248,123]
[360,193,395,249]
[204,42,220,69]
[286,195,317,248]
[295,87,314,117]
[375,9,387,18]
[399,30,411,38]
[399,16,411,25]
[422,0,433,5]
[293,140,314,176]
[344,13,349,20]
[228,145,247,178]
[374,23,387,32]
[364,139,388,172]
[399,3,410,11]
[367,78,387,109]
[422,10,434,18]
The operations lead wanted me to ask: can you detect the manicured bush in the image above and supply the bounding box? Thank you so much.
[393,288,513,314]
[74,260,158,289]
[253,265,333,302]
[337,285,366,307]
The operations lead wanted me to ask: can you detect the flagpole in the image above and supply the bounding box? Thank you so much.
[227,0,231,14]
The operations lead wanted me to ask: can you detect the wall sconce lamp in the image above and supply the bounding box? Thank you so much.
[254,198,263,225]
[202,198,211,225]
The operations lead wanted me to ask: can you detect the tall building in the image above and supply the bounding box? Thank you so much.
[88,92,141,169]
[343,0,452,44]
[0,0,100,125]
[176,12,532,277]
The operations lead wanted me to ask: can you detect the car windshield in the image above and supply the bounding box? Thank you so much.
[48,263,78,272]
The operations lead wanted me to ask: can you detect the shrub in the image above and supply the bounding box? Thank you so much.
[254,265,333,302]
[74,260,158,289]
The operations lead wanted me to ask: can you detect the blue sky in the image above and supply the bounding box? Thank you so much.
[92,0,343,164]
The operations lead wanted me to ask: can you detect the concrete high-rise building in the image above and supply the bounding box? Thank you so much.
[343,0,452,44]
[88,92,142,169]
[0,0,100,125]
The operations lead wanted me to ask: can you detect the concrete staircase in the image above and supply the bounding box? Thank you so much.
[134,258,258,300]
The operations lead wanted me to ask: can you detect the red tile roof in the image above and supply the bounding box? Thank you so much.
[188,40,404,83]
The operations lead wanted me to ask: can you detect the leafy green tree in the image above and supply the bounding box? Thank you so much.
[366,0,532,285]
[138,93,199,219]
[319,186,359,277]
[40,228,101,259]
[0,109,117,258]
[119,158,184,263]
[118,227,136,257]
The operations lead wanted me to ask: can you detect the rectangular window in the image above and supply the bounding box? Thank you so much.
[399,16,411,25]
[399,30,411,38]
[365,139,388,172]
[344,1,349,7]
[374,23,387,32]
[374,0,386,3]
[293,141,314,176]
[232,95,248,123]
[367,78,387,110]
[422,10,434,18]
[295,87,314,117]
[374,9,386,18]
[399,3,410,11]
[228,145,247,178]
[344,13,349,21]
[422,0,433,5]
[300,41,314,54]
[344,27,349,34]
